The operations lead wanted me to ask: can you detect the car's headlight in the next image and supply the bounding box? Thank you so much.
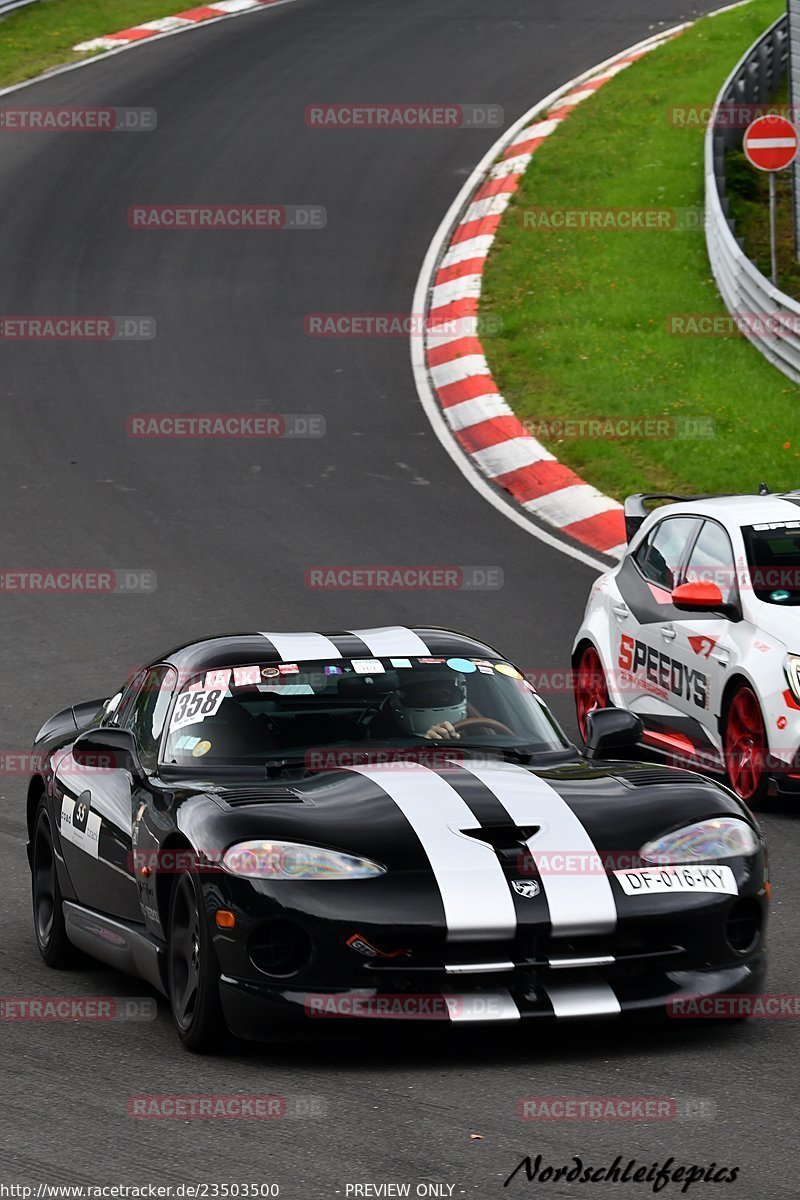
[785,654,800,703]
[221,840,386,880]
[640,818,759,865]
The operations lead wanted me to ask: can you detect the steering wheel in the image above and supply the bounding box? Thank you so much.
[451,716,515,737]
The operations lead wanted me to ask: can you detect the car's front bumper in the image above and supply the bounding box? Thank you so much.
[218,954,767,1040]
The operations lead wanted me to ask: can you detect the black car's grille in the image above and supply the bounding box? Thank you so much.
[216,787,303,806]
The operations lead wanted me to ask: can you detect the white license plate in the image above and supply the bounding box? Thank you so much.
[613,864,737,896]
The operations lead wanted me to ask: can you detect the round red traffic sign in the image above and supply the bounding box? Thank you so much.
[743,114,799,171]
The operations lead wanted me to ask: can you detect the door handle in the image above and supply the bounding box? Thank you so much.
[711,651,730,666]
[660,624,676,641]
[612,604,629,619]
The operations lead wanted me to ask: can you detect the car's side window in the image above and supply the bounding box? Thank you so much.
[109,671,147,729]
[684,520,737,607]
[633,517,701,591]
[119,665,178,771]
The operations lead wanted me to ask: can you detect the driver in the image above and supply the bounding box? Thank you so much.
[386,672,468,740]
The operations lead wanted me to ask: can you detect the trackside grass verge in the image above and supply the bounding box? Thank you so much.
[0,0,221,88]
[479,0,800,501]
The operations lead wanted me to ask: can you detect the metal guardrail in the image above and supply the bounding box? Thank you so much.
[0,0,40,14]
[704,14,800,384]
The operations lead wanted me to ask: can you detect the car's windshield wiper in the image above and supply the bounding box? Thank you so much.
[426,741,535,765]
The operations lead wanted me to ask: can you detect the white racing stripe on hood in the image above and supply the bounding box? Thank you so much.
[347,763,516,941]
[258,632,342,661]
[347,627,430,657]
[458,761,617,937]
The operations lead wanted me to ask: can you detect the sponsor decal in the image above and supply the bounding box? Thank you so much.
[204,668,231,691]
[511,879,541,898]
[446,657,477,673]
[192,740,212,758]
[278,663,300,675]
[618,633,708,708]
[613,864,737,896]
[261,666,280,678]
[495,663,523,679]
[687,634,717,658]
[60,792,101,859]
[345,933,410,960]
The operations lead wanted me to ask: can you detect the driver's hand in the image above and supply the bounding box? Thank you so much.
[424,721,460,740]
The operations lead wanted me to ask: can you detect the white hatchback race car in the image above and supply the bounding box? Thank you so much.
[572,489,800,804]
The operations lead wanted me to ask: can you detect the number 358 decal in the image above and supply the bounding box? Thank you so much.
[170,688,226,731]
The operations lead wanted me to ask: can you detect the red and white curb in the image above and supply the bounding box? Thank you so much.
[414,28,686,565]
[73,0,283,53]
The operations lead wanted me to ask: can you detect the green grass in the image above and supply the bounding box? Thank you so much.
[0,0,213,86]
[480,0,800,501]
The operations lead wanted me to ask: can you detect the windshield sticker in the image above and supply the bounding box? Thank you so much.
[278,663,299,675]
[446,657,477,673]
[771,590,791,603]
[353,659,385,674]
[233,665,260,687]
[324,665,344,675]
[390,658,412,669]
[192,740,212,758]
[261,666,280,678]
[204,668,231,692]
[270,683,315,696]
[171,687,227,731]
[495,663,523,679]
[174,735,201,751]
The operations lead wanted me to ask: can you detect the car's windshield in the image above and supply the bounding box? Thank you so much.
[161,655,569,766]
[743,521,800,605]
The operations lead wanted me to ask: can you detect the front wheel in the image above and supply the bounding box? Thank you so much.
[168,871,229,1052]
[723,686,769,807]
[574,644,610,742]
[32,796,74,967]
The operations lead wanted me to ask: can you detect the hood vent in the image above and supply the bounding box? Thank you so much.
[217,787,304,806]
[615,768,702,788]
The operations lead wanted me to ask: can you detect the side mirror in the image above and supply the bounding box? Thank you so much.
[72,728,143,775]
[671,581,724,611]
[584,708,642,760]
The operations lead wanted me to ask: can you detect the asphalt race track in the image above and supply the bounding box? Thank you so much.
[1,1,798,1194]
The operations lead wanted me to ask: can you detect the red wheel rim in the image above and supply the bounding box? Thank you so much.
[575,646,609,741]
[724,687,766,801]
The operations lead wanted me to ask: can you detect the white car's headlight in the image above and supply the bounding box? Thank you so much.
[222,840,386,880]
[785,654,800,703]
[640,818,759,865]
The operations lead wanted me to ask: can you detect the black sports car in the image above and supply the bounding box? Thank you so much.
[27,626,769,1051]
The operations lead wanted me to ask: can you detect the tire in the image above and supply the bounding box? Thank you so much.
[722,685,769,807]
[167,871,230,1053]
[574,643,611,742]
[31,795,75,967]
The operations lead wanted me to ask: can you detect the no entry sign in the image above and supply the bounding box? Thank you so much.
[743,114,799,171]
